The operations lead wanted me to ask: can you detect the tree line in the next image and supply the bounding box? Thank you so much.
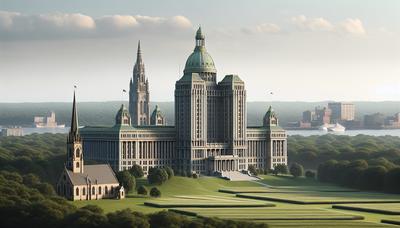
[289,134,400,169]
[318,158,400,193]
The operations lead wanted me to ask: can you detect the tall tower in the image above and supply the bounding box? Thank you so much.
[129,41,150,126]
[66,91,84,173]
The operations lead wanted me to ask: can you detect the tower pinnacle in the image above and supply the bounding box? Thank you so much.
[68,91,80,143]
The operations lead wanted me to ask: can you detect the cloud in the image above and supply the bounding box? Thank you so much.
[0,11,193,40]
[337,18,366,35]
[291,15,333,31]
[291,15,366,35]
[255,23,281,33]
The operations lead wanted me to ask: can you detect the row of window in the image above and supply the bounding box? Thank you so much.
[76,185,115,196]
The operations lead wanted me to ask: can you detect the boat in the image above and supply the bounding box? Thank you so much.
[328,123,346,132]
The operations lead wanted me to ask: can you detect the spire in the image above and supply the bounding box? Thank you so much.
[195,26,205,47]
[68,91,80,142]
[136,40,143,64]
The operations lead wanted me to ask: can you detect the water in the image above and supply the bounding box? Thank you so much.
[22,127,69,135]
[19,127,400,137]
[286,129,400,137]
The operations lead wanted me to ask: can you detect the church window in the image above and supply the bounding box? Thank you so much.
[76,162,79,168]
[76,149,80,157]
[82,187,86,195]
[92,186,95,194]
[98,186,102,194]
[76,187,79,196]
[105,186,108,194]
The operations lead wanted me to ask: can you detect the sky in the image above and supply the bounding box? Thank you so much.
[0,0,399,102]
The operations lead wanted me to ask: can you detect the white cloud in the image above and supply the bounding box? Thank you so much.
[0,11,193,40]
[97,15,138,29]
[291,15,366,36]
[337,18,366,35]
[291,15,333,31]
[255,23,281,33]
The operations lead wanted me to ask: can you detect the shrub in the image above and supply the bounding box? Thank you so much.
[248,165,258,176]
[150,187,161,197]
[116,170,136,192]
[290,163,304,178]
[305,170,316,179]
[192,173,198,179]
[129,164,144,178]
[164,166,174,179]
[137,185,148,195]
[273,164,289,175]
[147,168,168,185]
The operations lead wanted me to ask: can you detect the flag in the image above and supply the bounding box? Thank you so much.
[123,89,127,93]
[74,85,77,89]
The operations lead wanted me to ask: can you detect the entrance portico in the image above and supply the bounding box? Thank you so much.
[207,155,239,174]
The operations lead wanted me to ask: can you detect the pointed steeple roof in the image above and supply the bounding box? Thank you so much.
[136,40,143,64]
[68,91,80,142]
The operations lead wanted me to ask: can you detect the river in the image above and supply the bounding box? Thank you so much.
[18,127,400,137]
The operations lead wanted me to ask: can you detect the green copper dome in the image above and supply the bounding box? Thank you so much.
[184,27,216,74]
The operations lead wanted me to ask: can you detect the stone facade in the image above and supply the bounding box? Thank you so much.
[81,27,287,175]
[129,41,150,126]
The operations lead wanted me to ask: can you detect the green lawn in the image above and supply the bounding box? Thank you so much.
[169,207,363,220]
[144,195,274,208]
[264,220,395,228]
[237,191,400,204]
[73,176,260,213]
[333,203,400,215]
[72,175,400,227]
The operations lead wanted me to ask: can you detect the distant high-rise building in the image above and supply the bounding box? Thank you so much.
[1,127,23,137]
[328,102,355,122]
[129,41,150,126]
[364,112,385,129]
[314,106,331,125]
[302,110,315,123]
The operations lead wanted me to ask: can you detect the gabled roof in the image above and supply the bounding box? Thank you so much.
[220,74,243,83]
[66,164,119,186]
[178,73,204,83]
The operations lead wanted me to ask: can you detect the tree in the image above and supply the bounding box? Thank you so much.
[164,166,174,179]
[359,166,387,191]
[150,187,161,197]
[290,163,304,178]
[137,185,148,195]
[273,164,289,175]
[116,170,136,192]
[248,165,258,176]
[147,168,168,185]
[129,164,144,178]
[305,170,316,179]
[384,168,400,193]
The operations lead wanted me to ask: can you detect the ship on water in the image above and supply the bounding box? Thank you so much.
[319,123,346,132]
[34,111,65,128]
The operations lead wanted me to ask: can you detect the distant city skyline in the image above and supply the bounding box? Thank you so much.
[1,0,399,102]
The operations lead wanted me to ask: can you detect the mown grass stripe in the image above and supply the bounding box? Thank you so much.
[333,205,400,215]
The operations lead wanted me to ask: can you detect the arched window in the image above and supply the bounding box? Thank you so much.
[76,149,80,157]
[76,162,79,168]
[76,187,79,196]
[98,186,102,194]
[82,187,86,195]
[105,186,108,194]
[92,186,95,195]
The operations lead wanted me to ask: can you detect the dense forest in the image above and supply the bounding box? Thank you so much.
[1,101,400,127]
[288,134,400,169]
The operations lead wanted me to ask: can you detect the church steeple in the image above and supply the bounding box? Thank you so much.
[68,91,80,143]
[66,91,83,173]
[129,40,150,126]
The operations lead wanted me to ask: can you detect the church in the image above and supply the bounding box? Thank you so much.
[80,27,287,176]
[57,93,125,201]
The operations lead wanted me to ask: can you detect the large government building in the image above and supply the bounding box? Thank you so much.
[81,27,287,175]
